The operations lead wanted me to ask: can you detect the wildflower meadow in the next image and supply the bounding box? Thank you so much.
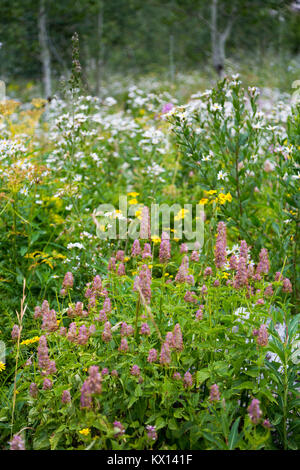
[0,4,299,453]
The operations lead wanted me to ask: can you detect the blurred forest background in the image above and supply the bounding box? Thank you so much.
[0,0,300,98]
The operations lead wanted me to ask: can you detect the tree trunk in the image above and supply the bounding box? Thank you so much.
[210,0,234,78]
[95,4,104,97]
[211,0,222,75]
[169,34,175,83]
[38,0,52,98]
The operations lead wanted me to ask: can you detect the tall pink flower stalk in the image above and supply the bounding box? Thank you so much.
[159,232,171,264]
[140,206,151,240]
[133,264,152,304]
[214,222,227,268]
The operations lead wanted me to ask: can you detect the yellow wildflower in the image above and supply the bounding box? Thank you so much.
[199,198,209,205]
[0,362,6,372]
[21,336,40,346]
[79,428,90,436]
[218,193,227,205]
[204,190,217,196]
[127,192,139,197]
[129,198,138,205]
[174,208,189,221]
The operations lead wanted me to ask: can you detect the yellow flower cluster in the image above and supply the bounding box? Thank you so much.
[217,192,232,204]
[21,336,40,346]
[79,428,90,436]
[128,191,140,205]
[174,208,189,221]
[0,362,6,372]
[199,190,232,206]
[25,250,66,270]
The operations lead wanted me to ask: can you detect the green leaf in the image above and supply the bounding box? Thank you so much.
[155,416,166,430]
[228,417,241,450]
[233,381,254,391]
[196,369,210,387]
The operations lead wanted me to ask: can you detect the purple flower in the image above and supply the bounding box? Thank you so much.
[140,206,151,240]
[11,324,20,341]
[118,337,129,352]
[130,365,140,376]
[41,306,58,333]
[195,305,204,320]
[283,278,292,293]
[140,322,151,336]
[256,324,268,347]
[62,390,71,404]
[147,348,157,363]
[101,367,109,376]
[159,236,171,264]
[48,360,56,374]
[67,322,77,343]
[111,369,119,377]
[9,434,25,450]
[62,272,74,289]
[34,306,42,319]
[116,250,125,261]
[160,342,171,365]
[233,256,248,289]
[183,371,193,388]
[264,284,273,297]
[214,222,227,269]
[131,239,141,257]
[161,102,174,114]
[248,398,262,425]
[117,262,126,276]
[80,381,92,409]
[184,291,198,303]
[173,372,182,381]
[29,383,38,398]
[204,266,213,277]
[37,336,56,375]
[262,419,271,429]
[191,250,199,262]
[89,366,102,394]
[77,325,89,345]
[80,366,102,409]
[172,323,183,351]
[142,243,152,259]
[92,274,102,294]
[229,254,238,270]
[180,243,188,254]
[42,378,53,390]
[201,284,208,295]
[133,264,152,304]
[256,248,270,275]
[209,384,220,402]
[146,425,157,441]
[239,240,248,261]
[102,321,112,343]
[113,421,125,437]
